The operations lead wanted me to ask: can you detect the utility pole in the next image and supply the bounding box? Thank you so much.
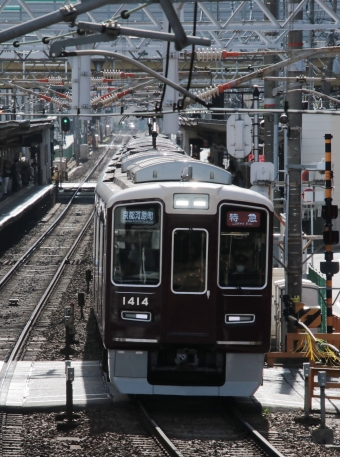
[263,0,277,165]
[11,88,16,121]
[286,0,303,319]
[322,0,337,108]
[161,7,180,135]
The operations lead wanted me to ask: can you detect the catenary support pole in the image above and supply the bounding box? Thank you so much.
[286,0,303,329]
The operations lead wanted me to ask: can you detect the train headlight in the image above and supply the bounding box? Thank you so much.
[174,193,209,209]
[174,196,189,207]
[121,311,152,322]
[193,197,208,208]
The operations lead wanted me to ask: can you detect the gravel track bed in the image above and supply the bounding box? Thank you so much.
[18,405,340,456]
[244,410,340,456]
[23,403,166,457]
[0,203,68,279]
[0,202,93,362]
[20,222,101,362]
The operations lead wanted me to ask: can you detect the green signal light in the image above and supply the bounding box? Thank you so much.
[61,116,70,132]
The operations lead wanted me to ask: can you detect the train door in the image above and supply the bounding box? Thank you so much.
[93,212,100,314]
[162,219,216,342]
[94,206,105,324]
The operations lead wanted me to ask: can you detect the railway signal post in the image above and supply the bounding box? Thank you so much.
[320,134,339,333]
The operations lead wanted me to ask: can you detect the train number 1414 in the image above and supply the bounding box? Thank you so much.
[122,297,149,306]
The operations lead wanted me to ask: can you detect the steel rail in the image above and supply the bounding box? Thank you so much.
[231,405,285,457]
[137,400,185,457]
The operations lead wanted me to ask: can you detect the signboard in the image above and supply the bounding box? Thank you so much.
[227,211,261,227]
[302,187,313,202]
[121,209,155,225]
[226,114,252,159]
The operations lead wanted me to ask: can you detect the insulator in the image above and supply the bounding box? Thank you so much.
[94,86,117,91]
[49,96,69,108]
[91,77,103,84]
[48,77,64,85]
[183,97,192,108]
[102,70,123,80]
[199,85,219,100]
[195,48,223,62]
[91,93,119,109]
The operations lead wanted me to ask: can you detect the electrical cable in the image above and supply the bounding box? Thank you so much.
[182,2,197,107]
[287,315,340,364]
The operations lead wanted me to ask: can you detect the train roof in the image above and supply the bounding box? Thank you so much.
[97,181,274,214]
[96,133,274,212]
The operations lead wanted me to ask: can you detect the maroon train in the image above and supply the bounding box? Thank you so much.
[93,133,273,396]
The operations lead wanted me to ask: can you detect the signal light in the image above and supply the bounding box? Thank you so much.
[322,205,338,220]
[61,116,70,132]
[323,230,339,245]
[320,261,339,276]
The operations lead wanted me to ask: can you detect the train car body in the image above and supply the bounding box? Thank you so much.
[93,133,274,396]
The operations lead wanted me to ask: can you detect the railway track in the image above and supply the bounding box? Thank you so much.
[0,140,118,362]
[136,397,286,457]
[0,140,120,457]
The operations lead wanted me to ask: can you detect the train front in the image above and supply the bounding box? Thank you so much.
[104,183,273,396]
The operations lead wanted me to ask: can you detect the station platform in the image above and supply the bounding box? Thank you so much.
[1,360,340,413]
[0,184,54,234]
[0,181,96,237]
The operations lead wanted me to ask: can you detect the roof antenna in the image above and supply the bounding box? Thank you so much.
[152,117,158,148]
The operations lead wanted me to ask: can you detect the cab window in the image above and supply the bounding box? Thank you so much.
[219,205,268,288]
[112,202,161,286]
[172,229,207,294]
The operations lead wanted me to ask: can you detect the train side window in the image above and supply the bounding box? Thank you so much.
[112,202,162,286]
[94,215,100,266]
[99,221,104,275]
[218,206,268,289]
[172,229,207,294]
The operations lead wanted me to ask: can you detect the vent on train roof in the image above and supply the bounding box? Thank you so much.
[127,139,174,147]
[122,147,184,159]
[129,158,232,185]
[103,171,115,182]
[122,151,184,172]
[127,156,192,179]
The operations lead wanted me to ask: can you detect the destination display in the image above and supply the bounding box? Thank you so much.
[121,208,155,225]
[226,211,261,227]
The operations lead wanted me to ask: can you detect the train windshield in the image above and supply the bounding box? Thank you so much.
[218,205,268,288]
[172,229,208,294]
[112,202,161,286]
